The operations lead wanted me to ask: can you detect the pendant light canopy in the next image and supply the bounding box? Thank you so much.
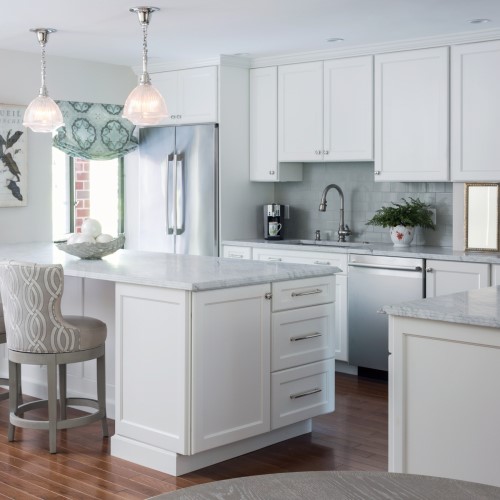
[23,28,64,133]
[123,6,168,126]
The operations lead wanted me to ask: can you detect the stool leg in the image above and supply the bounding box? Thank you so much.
[8,360,17,442]
[16,363,23,406]
[97,353,108,438]
[59,364,67,421]
[47,358,58,453]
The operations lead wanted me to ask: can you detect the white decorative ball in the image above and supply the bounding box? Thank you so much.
[81,218,102,238]
[66,233,79,245]
[96,233,114,243]
[74,233,96,244]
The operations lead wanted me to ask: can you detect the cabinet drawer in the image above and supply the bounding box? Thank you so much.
[253,248,347,274]
[271,359,334,429]
[222,245,252,260]
[272,276,335,312]
[272,304,334,371]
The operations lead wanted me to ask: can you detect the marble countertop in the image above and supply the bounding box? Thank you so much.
[0,242,339,291]
[223,239,500,263]
[383,286,500,328]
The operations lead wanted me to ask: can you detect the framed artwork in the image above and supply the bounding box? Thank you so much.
[0,104,27,207]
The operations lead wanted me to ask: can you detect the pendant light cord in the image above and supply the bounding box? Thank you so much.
[140,21,151,85]
[39,39,48,97]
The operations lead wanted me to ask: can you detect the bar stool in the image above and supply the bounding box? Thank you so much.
[0,261,108,453]
[0,304,8,401]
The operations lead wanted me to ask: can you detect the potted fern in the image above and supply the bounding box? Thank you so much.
[366,197,435,246]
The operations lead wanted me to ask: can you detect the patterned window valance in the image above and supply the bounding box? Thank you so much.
[52,101,138,160]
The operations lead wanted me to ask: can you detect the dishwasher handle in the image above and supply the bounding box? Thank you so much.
[349,262,422,272]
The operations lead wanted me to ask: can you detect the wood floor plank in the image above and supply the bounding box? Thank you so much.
[0,373,388,498]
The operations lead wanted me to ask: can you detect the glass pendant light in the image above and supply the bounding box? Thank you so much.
[23,28,64,133]
[123,7,168,126]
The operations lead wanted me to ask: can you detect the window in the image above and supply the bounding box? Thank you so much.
[52,149,124,239]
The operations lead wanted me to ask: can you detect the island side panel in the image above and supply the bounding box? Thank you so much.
[113,283,191,455]
[389,315,500,487]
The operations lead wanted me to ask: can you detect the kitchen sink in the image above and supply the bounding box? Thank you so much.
[271,239,372,248]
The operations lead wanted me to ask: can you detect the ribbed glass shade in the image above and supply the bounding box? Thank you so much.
[122,82,168,126]
[23,95,64,133]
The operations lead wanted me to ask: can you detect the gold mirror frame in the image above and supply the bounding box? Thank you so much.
[465,183,500,252]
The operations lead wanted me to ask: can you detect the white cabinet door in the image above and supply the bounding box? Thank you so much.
[324,56,373,161]
[250,67,302,182]
[451,40,500,181]
[425,260,490,298]
[153,66,218,125]
[278,62,324,162]
[374,47,449,181]
[492,264,500,286]
[191,284,271,453]
[114,283,190,454]
[334,274,348,362]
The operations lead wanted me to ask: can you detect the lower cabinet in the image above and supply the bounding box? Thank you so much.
[270,276,335,429]
[191,284,271,454]
[252,246,348,362]
[425,259,490,297]
[114,275,335,465]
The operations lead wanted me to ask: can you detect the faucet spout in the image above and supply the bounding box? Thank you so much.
[318,184,352,242]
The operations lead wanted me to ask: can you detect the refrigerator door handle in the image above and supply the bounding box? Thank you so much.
[175,153,185,235]
[166,153,176,235]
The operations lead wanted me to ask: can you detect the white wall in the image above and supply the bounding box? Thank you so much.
[0,48,136,243]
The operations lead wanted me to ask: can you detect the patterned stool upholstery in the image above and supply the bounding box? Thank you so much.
[0,261,108,453]
[0,299,8,401]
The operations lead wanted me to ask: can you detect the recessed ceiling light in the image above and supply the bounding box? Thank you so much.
[468,18,492,24]
[327,37,344,43]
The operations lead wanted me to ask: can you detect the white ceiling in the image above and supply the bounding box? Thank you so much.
[3,0,500,67]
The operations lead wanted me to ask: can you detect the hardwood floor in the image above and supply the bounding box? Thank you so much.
[0,373,387,499]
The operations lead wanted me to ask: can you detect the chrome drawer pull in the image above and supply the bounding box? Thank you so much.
[228,253,243,258]
[267,257,282,262]
[290,387,322,400]
[291,288,322,297]
[314,260,331,265]
[290,332,322,342]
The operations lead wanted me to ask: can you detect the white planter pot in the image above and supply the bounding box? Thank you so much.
[390,225,415,246]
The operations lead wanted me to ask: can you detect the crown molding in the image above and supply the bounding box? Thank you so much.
[136,54,251,74]
[131,28,500,74]
[249,28,500,67]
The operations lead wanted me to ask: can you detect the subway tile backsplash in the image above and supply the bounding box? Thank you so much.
[274,162,453,247]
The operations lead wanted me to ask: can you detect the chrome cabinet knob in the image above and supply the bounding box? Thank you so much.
[323,150,329,155]
[374,170,381,175]
[269,170,275,175]
[426,268,433,273]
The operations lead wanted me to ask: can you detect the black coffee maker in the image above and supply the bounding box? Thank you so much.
[263,204,285,240]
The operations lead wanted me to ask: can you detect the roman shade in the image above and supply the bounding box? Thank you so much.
[52,101,138,160]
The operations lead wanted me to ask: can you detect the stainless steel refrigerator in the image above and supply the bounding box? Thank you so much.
[138,123,219,256]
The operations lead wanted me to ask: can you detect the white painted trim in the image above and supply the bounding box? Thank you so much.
[111,419,312,476]
[134,28,500,74]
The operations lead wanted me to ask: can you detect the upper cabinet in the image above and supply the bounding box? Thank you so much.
[278,61,324,162]
[152,66,218,125]
[250,66,302,182]
[374,47,449,182]
[277,57,373,163]
[451,40,500,181]
[323,56,373,161]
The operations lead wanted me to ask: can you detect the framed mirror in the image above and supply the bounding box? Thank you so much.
[465,183,500,251]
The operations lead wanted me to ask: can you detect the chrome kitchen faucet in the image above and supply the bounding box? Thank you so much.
[318,184,352,242]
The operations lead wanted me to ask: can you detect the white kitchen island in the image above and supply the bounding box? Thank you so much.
[0,243,338,475]
[384,286,500,488]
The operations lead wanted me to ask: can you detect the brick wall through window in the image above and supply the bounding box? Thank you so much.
[74,159,90,233]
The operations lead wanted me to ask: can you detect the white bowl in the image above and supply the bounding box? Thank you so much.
[55,234,125,260]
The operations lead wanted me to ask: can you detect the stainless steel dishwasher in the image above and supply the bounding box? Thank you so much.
[348,254,424,372]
